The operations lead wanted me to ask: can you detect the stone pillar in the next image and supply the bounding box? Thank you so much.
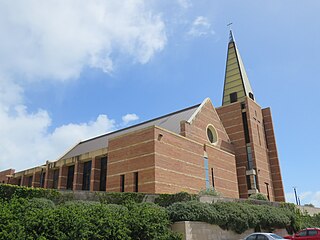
[73,159,84,190]
[90,157,101,191]
[44,163,53,189]
[58,165,68,190]
[32,171,41,188]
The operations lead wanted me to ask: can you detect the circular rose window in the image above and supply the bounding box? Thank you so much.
[207,125,218,145]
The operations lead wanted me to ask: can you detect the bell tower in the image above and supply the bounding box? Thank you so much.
[217,31,285,202]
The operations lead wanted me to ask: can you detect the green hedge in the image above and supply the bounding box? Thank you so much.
[155,192,198,207]
[0,184,60,201]
[167,201,293,234]
[0,198,181,240]
[95,192,146,204]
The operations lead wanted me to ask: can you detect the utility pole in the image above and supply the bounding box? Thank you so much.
[293,186,299,205]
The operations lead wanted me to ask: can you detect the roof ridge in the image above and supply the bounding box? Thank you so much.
[79,102,201,144]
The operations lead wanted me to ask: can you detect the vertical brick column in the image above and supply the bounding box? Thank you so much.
[58,165,68,190]
[44,163,53,189]
[20,175,24,186]
[90,157,101,191]
[32,172,41,188]
[73,159,84,190]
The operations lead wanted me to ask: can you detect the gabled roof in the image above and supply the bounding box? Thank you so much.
[60,103,200,160]
[222,30,255,105]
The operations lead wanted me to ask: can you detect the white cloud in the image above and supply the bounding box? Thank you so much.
[0,75,139,171]
[122,113,139,125]
[285,191,320,208]
[177,0,192,9]
[0,1,167,172]
[0,0,167,81]
[188,16,214,37]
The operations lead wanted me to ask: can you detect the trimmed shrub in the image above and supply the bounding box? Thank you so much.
[167,200,294,234]
[95,192,146,205]
[0,184,60,201]
[198,188,221,197]
[127,202,182,240]
[248,193,269,201]
[155,192,198,207]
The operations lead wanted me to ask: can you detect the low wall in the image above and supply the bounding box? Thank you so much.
[172,221,288,240]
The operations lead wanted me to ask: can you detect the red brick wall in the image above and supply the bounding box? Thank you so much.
[262,108,285,202]
[217,101,249,198]
[107,127,156,193]
[181,99,234,154]
[0,169,15,183]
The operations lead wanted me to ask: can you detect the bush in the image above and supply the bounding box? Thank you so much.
[127,202,182,240]
[167,200,294,234]
[198,188,220,197]
[0,198,181,240]
[155,192,198,207]
[0,184,60,201]
[95,192,146,205]
[248,193,269,201]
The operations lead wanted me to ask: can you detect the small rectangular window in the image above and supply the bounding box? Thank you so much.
[230,92,238,103]
[120,174,125,192]
[134,172,138,192]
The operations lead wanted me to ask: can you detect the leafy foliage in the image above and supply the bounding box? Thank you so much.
[95,192,146,204]
[248,193,269,201]
[198,188,221,197]
[154,192,198,207]
[0,197,181,240]
[167,201,294,234]
[0,184,60,201]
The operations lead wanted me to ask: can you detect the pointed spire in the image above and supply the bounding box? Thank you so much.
[222,31,255,106]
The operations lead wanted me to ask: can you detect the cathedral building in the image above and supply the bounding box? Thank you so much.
[1,31,285,202]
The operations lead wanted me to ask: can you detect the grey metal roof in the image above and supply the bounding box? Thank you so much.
[61,103,200,160]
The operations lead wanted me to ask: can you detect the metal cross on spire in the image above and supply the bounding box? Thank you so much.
[227,23,234,42]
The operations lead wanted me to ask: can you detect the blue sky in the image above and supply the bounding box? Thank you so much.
[0,1,319,206]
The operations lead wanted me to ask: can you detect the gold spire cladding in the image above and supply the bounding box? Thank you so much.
[222,30,255,106]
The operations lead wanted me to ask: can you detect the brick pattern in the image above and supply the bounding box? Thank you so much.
[262,108,285,202]
[2,97,284,203]
[217,101,249,198]
[107,127,156,193]
[0,169,15,184]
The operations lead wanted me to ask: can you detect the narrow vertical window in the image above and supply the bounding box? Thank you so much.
[134,172,139,192]
[27,176,33,187]
[82,161,92,191]
[242,112,250,143]
[18,178,22,186]
[53,169,59,189]
[100,157,107,191]
[204,157,210,189]
[211,168,215,188]
[257,124,261,146]
[40,172,45,188]
[246,145,253,170]
[67,165,74,190]
[120,174,125,192]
